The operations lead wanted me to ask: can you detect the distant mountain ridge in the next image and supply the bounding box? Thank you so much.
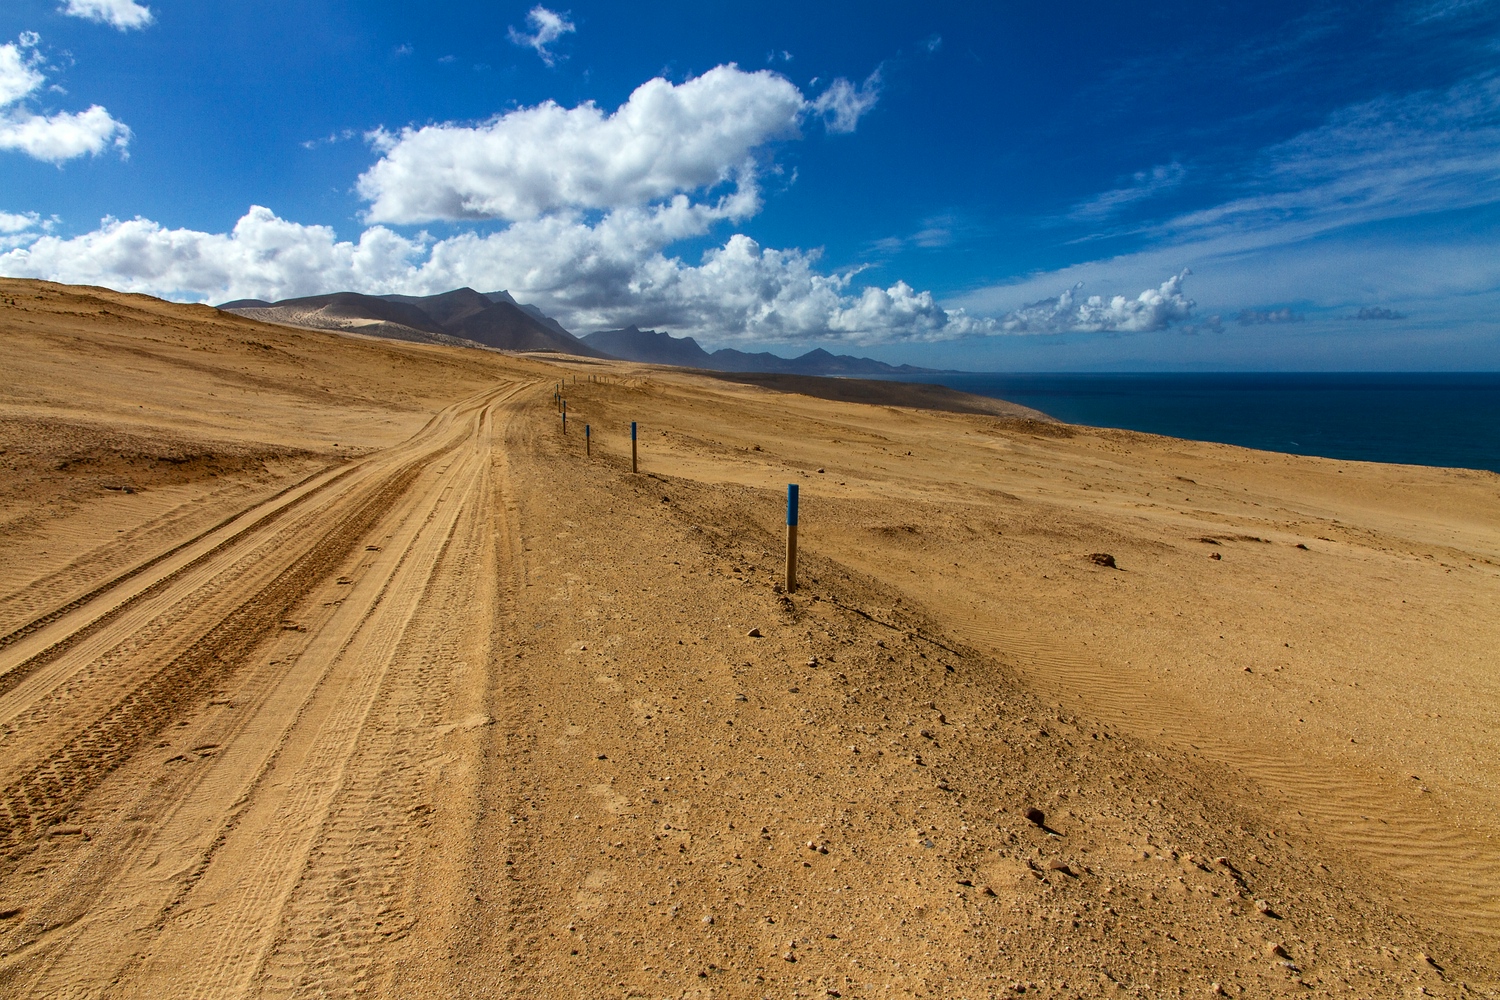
[220,289,943,375]
[219,288,607,357]
[581,326,945,376]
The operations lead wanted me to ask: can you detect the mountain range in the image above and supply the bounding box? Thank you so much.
[220,288,606,356]
[219,290,943,376]
[582,326,943,376]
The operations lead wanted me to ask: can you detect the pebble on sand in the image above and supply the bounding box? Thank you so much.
[747,627,762,637]
[1088,553,1117,568]
[1024,807,1046,827]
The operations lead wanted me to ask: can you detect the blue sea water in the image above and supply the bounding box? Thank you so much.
[884,373,1500,473]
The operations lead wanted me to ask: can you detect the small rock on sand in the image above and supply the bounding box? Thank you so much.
[747,627,762,637]
[1088,553,1117,568]
[1024,807,1046,826]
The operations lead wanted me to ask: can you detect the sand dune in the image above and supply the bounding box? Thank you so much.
[0,278,1496,997]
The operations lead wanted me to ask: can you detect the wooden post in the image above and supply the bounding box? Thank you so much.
[631,421,637,473]
[785,483,799,593]
[585,424,591,456]
[562,400,566,433]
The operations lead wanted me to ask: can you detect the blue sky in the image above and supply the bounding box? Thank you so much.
[1,0,1497,369]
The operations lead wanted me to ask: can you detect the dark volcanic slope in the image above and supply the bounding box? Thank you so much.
[584,326,717,367]
[221,287,608,357]
[582,325,945,376]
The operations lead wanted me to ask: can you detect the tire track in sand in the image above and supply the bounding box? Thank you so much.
[98,388,512,999]
[0,456,426,851]
[0,384,522,998]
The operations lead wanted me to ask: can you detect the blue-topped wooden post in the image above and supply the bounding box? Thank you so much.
[630,421,638,473]
[562,399,566,433]
[786,483,799,593]
[585,423,591,456]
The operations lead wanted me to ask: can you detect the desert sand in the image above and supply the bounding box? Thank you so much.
[0,277,1496,998]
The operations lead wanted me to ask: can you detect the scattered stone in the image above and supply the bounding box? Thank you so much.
[807,656,819,667]
[1296,543,1309,550]
[49,825,84,836]
[1024,807,1046,827]
[1265,941,1290,959]
[747,627,762,638]
[734,693,748,702]
[701,914,714,925]
[1210,552,1222,560]
[817,468,826,474]
[1088,553,1117,568]
[1045,859,1073,874]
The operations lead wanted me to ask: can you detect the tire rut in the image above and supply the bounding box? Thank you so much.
[0,464,341,655]
[0,456,429,852]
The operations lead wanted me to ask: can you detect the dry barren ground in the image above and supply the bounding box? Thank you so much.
[0,279,1496,999]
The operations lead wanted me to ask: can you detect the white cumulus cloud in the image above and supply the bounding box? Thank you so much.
[1000,271,1196,334]
[0,34,46,106]
[357,64,880,224]
[2,62,927,344]
[0,210,40,234]
[0,33,130,162]
[0,205,988,344]
[58,0,153,30]
[358,66,802,224]
[0,207,423,302]
[507,6,574,66]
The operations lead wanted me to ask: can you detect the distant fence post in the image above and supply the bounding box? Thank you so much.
[631,421,638,473]
[786,483,799,593]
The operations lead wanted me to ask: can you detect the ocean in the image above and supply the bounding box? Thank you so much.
[882,372,1500,473]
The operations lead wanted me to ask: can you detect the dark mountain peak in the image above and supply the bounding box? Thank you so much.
[582,326,710,366]
[219,286,606,358]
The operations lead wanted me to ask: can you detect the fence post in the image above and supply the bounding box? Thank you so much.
[631,421,638,473]
[585,424,590,456]
[786,483,799,593]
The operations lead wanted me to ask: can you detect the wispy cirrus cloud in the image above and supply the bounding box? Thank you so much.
[1068,162,1186,222]
[962,69,1500,328]
[811,69,882,133]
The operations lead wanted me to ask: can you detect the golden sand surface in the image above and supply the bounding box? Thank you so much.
[0,277,1496,998]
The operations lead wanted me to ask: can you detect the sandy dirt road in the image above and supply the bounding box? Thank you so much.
[1,280,1497,998]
